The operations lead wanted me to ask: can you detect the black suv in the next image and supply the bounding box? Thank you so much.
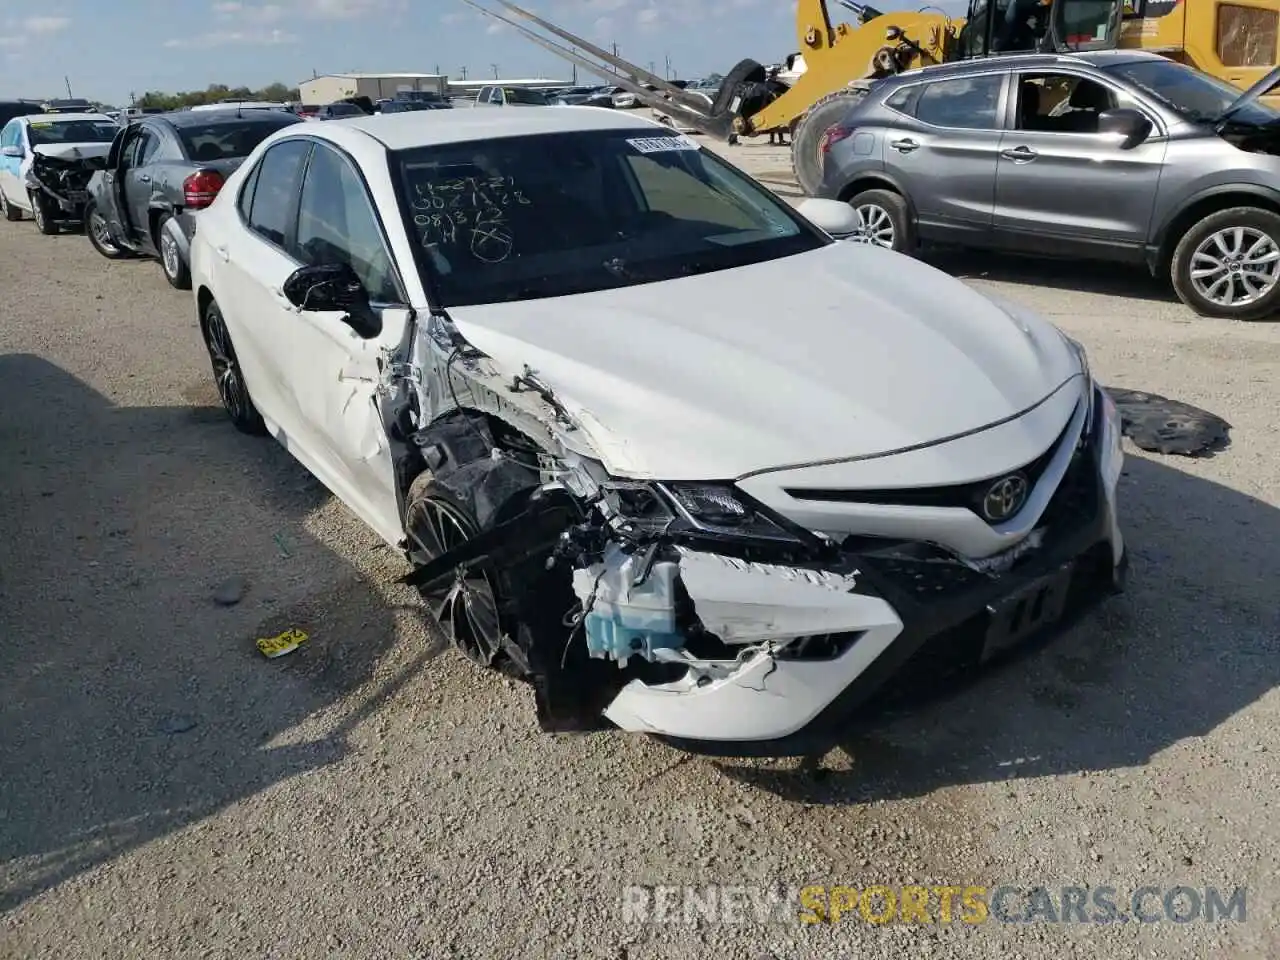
[0,101,46,126]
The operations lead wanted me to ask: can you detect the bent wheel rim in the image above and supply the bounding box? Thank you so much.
[161,232,180,278]
[413,498,503,665]
[850,203,895,248]
[205,309,247,422]
[1190,226,1280,308]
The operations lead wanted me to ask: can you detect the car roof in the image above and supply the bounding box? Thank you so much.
[329,105,663,150]
[892,49,1170,82]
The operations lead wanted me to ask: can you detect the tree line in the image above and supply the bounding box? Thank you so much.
[133,82,301,110]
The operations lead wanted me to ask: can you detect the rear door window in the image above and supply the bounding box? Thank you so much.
[243,139,311,248]
[914,74,1006,129]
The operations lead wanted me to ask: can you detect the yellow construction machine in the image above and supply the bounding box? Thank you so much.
[464,0,1279,194]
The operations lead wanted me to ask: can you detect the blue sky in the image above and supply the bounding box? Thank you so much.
[1,0,964,106]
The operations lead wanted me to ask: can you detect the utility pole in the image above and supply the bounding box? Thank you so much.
[571,47,577,85]
[460,65,468,80]
[490,63,499,79]
[665,54,672,80]
[648,61,655,76]
[64,75,73,98]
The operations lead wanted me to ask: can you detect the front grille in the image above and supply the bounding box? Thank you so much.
[783,404,1079,519]
[856,542,1116,714]
[856,546,993,599]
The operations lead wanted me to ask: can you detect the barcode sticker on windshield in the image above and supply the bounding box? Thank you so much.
[626,135,699,154]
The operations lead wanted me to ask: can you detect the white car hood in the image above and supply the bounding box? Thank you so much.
[447,243,1079,480]
[31,143,112,161]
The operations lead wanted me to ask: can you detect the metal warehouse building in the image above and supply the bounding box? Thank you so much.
[298,72,448,105]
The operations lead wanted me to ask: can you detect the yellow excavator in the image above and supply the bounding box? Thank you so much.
[462,0,1279,195]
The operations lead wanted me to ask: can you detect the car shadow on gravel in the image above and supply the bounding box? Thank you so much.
[925,248,1181,305]
[0,354,433,913]
[716,453,1280,804]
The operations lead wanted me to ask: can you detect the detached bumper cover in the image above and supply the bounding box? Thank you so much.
[603,387,1126,756]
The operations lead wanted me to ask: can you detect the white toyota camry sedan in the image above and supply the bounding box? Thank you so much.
[189,107,1126,755]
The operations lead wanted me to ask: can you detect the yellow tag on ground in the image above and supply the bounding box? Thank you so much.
[256,628,309,659]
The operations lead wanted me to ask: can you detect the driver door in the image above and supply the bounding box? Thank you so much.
[274,140,408,546]
[120,126,161,247]
[95,127,130,239]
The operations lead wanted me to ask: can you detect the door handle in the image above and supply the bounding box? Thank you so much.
[138,174,151,182]
[1000,146,1038,162]
[889,138,919,153]
[214,245,229,262]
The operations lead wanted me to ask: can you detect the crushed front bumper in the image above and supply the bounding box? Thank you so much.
[599,388,1127,757]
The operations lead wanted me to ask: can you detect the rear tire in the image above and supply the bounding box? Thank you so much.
[790,88,869,197]
[84,201,129,259]
[201,299,267,435]
[1170,206,1280,321]
[158,214,191,290]
[0,189,21,222]
[845,187,915,253]
[29,192,58,234]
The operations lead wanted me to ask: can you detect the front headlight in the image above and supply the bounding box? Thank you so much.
[603,481,811,546]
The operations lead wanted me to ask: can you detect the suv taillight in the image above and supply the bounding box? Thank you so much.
[183,169,225,210]
[820,124,855,154]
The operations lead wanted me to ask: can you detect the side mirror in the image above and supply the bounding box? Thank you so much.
[1097,107,1152,149]
[797,197,861,239]
[282,262,382,338]
[1,145,22,158]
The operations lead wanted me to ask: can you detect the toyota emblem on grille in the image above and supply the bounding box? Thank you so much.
[981,473,1029,522]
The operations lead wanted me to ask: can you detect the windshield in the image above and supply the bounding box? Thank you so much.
[325,103,366,116]
[393,128,825,307]
[177,116,299,160]
[1103,59,1279,124]
[26,119,117,146]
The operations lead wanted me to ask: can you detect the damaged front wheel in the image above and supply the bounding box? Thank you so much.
[405,473,516,674]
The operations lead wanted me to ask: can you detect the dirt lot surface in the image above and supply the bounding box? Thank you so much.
[2,138,1278,959]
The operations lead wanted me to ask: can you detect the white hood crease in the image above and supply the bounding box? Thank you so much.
[31,143,112,161]
[447,243,1079,481]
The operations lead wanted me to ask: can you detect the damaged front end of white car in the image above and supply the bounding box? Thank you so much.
[380,310,1127,757]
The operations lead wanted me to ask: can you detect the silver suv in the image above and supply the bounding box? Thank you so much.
[817,51,1280,321]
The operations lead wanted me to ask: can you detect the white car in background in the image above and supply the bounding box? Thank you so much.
[0,112,117,231]
[188,107,1125,754]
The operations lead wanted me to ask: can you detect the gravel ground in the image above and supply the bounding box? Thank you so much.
[1,139,1278,959]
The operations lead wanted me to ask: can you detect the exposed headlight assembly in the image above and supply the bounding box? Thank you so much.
[602,481,818,547]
